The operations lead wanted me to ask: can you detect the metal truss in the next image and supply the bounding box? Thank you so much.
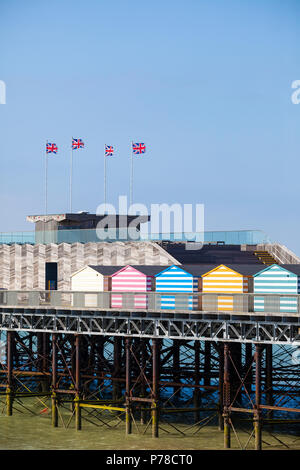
[0,308,300,345]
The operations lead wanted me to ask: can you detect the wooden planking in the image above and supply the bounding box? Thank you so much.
[21,244,33,289]
[10,245,22,289]
[33,244,46,289]
[0,242,173,291]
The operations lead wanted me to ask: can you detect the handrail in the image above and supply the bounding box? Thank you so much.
[0,290,299,315]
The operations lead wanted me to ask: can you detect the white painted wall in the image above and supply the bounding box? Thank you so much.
[71,267,104,306]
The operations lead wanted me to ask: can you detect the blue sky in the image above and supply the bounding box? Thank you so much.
[0,0,300,252]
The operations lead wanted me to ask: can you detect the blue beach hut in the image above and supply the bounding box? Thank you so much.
[253,264,300,313]
[154,264,214,310]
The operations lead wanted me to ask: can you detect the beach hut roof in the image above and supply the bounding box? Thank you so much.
[201,264,263,277]
[70,265,119,277]
[253,263,300,277]
[181,264,220,276]
[72,265,170,277]
[131,265,167,276]
[86,265,124,276]
[154,264,195,277]
[280,264,300,275]
[111,265,165,277]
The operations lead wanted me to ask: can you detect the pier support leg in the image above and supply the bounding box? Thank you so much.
[173,339,180,397]
[51,334,58,427]
[254,344,262,450]
[37,332,43,389]
[218,345,224,431]
[113,337,122,401]
[152,338,159,438]
[193,341,200,423]
[42,333,50,392]
[75,334,81,430]
[223,343,231,449]
[265,344,273,421]
[38,332,49,393]
[95,337,104,395]
[231,343,242,403]
[125,338,132,435]
[204,341,211,387]
[69,339,76,412]
[244,343,253,394]
[140,339,147,424]
[6,331,14,416]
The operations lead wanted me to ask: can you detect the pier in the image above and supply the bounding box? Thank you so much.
[0,290,299,450]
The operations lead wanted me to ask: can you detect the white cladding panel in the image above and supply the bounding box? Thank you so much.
[71,267,104,292]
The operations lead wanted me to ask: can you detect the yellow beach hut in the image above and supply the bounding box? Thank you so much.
[201,264,259,311]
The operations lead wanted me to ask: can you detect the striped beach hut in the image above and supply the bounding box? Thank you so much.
[111,265,162,309]
[154,265,214,310]
[201,264,259,311]
[253,264,300,313]
[70,265,122,306]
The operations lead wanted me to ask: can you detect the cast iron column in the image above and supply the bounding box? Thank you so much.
[51,334,58,427]
[265,344,273,419]
[6,331,14,416]
[254,344,262,450]
[223,343,231,448]
[194,341,201,423]
[75,334,81,430]
[125,337,132,434]
[218,344,224,431]
[152,338,159,438]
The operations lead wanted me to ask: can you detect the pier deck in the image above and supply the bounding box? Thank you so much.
[0,291,299,450]
[0,290,299,345]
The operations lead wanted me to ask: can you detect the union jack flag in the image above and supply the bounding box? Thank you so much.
[72,138,84,150]
[105,145,114,156]
[46,143,58,154]
[132,142,146,155]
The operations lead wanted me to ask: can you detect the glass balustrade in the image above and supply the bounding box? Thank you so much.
[0,229,271,245]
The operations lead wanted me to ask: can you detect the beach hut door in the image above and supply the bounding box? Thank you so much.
[217,295,233,311]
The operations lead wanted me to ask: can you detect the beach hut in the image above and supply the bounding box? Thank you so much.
[253,264,300,313]
[70,265,121,306]
[201,264,259,311]
[110,265,162,309]
[154,264,214,310]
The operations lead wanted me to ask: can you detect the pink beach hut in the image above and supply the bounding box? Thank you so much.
[110,265,161,309]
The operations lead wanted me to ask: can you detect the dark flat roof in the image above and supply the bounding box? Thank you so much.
[274,264,300,275]
[87,265,167,276]
[27,213,150,223]
[83,263,267,277]
[183,263,264,276]
[181,264,217,276]
[85,265,123,275]
[131,265,168,276]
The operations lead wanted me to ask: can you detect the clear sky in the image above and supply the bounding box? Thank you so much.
[0,0,300,252]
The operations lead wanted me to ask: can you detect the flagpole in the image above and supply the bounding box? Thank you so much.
[104,145,107,210]
[70,140,73,213]
[130,141,133,208]
[45,141,48,215]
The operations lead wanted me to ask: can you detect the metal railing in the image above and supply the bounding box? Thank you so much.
[0,229,271,245]
[258,243,300,264]
[0,290,299,315]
